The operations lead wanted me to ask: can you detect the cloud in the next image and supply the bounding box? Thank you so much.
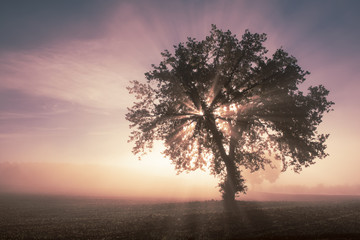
[0,47,134,110]
[0,0,359,198]
[6,0,356,112]
[0,89,74,115]
[0,1,274,112]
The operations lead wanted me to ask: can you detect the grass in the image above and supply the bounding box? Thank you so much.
[0,193,359,239]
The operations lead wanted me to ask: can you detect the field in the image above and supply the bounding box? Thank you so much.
[0,194,359,239]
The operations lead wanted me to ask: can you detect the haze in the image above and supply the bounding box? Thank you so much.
[0,0,359,200]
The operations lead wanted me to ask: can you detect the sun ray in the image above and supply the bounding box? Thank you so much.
[166,119,197,143]
[206,74,222,107]
[182,98,199,113]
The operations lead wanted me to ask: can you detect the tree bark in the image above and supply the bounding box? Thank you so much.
[222,161,238,212]
[205,115,241,210]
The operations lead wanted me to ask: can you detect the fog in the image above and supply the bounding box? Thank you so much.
[1,161,358,202]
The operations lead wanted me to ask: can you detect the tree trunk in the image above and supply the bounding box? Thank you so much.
[222,158,241,212]
[205,116,242,211]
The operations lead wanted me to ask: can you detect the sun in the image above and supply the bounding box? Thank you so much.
[164,77,248,167]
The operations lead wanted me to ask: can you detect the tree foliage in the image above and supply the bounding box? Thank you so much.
[126,25,334,200]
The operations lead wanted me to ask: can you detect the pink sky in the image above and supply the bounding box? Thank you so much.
[0,0,359,200]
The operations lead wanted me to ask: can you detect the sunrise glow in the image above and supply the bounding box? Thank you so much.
[0,0,359,201]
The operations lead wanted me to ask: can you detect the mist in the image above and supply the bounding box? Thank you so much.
[1,161,359,202]
[0,161,219,201]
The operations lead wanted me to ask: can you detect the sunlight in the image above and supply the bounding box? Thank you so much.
[167,120,195,143]
[182,98,199,113]
[182,121,196,141]
[166,75,252,166]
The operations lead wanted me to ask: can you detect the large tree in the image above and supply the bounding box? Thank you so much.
[126,25,334,205]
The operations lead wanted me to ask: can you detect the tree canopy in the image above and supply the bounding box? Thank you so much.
[126,25,334,201]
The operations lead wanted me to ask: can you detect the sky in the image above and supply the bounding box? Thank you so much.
[0,0,359,200]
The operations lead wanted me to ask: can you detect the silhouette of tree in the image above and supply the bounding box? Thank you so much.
[126,25,334,207]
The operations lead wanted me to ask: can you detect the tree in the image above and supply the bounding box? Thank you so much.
[126,25,334,207]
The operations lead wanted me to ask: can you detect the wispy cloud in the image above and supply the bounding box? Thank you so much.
[0,112,45,120]
[3,0,357,112]
[0,0,359,196]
